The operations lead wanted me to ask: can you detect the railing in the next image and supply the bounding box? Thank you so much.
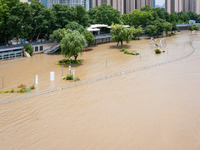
[0,40,51,50]
[0,50,23,60]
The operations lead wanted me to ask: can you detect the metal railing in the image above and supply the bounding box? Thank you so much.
[0,50,23,60]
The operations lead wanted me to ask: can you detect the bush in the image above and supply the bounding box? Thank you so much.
[0,91,4,94]
[120,48,127,52]
[155,49,161,54]
[18,84,27,92]
[30,85,35,90]
[124,50,132,55]
[24,44,33,56]
[4,90,9,93]
[56,59,83,65]
[10,89,15,93]
[66,74,73,80]
[17,90,21,93]
[132,36,140,40]
[178,29,181,32]
[23,88,31,93]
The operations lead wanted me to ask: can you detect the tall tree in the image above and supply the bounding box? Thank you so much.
[74,5,89,27]
[83,30,95,45]
[6,2,32,42]
[111,24,133,47]
[60,30,86,61]
[65,21,85,34]
[145,25,158,37]
[30,1,55,40]
[0,1,9,44]
[50,28,66,43]
[94,4,121,26]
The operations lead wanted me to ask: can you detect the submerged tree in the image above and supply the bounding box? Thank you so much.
[60,30,86,61]
[111,24,133,47]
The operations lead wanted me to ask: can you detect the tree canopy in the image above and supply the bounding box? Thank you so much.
[60,30,86,60]
[111,24,133,47]
[65,21,85,34]
[88,3,121,26]
[83,30,95,45]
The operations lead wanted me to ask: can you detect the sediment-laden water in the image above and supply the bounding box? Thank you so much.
[0,31,200,150]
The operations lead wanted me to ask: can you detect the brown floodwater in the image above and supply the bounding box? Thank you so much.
[0,31,200,150]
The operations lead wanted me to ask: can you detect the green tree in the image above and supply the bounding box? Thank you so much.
[50,28,66,43]
[74,5,89,27]
[83,30,95,45]
[163,22,172,36]
[30,1,55,40]
[52,4,72,29]
[60,30,86,61]
[193,25,199,34]
[24,44,33,56]
[171,22,178,34]
[65,21,85,33]
[0,1,9,43]
[6,2,32,43]
[1,0,19,8]
[145,25,158,36]
[94,4,121,26]
[111,24,133,47]
[187,11,198,21]
[132,26,142,38]
[88,6,98,24]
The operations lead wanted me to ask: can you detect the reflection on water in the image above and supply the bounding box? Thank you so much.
[0,31,200,150]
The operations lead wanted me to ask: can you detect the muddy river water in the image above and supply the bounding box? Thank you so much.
[0,31,200,150]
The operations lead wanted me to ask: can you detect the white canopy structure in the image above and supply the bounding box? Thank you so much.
[107,25,130,29]
[87,28,100,32]
[90,24,109,28]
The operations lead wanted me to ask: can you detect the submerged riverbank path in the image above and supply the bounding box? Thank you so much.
[0,36,199,105]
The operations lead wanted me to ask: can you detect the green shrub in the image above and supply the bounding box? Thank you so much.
[66,74,73,80]
[120,48,127,52]
[18,84,27,92]
[56,59,83,65]
[23,88,31,93]
[132,36,140,40]
[30,85,35,90]
[178,29,181,32]
[136,53,140,55]
[24,44,33,56]
[10,89,15,93]
[124,50,132,55]
[0,91,4,94]
[155,49,161,54]
[17,90,21,93]
[4,90,9,93]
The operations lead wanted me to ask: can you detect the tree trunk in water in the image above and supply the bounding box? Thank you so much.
[74,54,78,61]
[116,41,119,47]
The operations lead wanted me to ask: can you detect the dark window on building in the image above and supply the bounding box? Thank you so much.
[40,46,43,51]
[35,46,38,52]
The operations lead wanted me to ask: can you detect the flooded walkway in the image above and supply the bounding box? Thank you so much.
[0,31,200,150]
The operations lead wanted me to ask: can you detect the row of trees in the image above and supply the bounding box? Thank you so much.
[0,0,90,44]
[0,1,199,45]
